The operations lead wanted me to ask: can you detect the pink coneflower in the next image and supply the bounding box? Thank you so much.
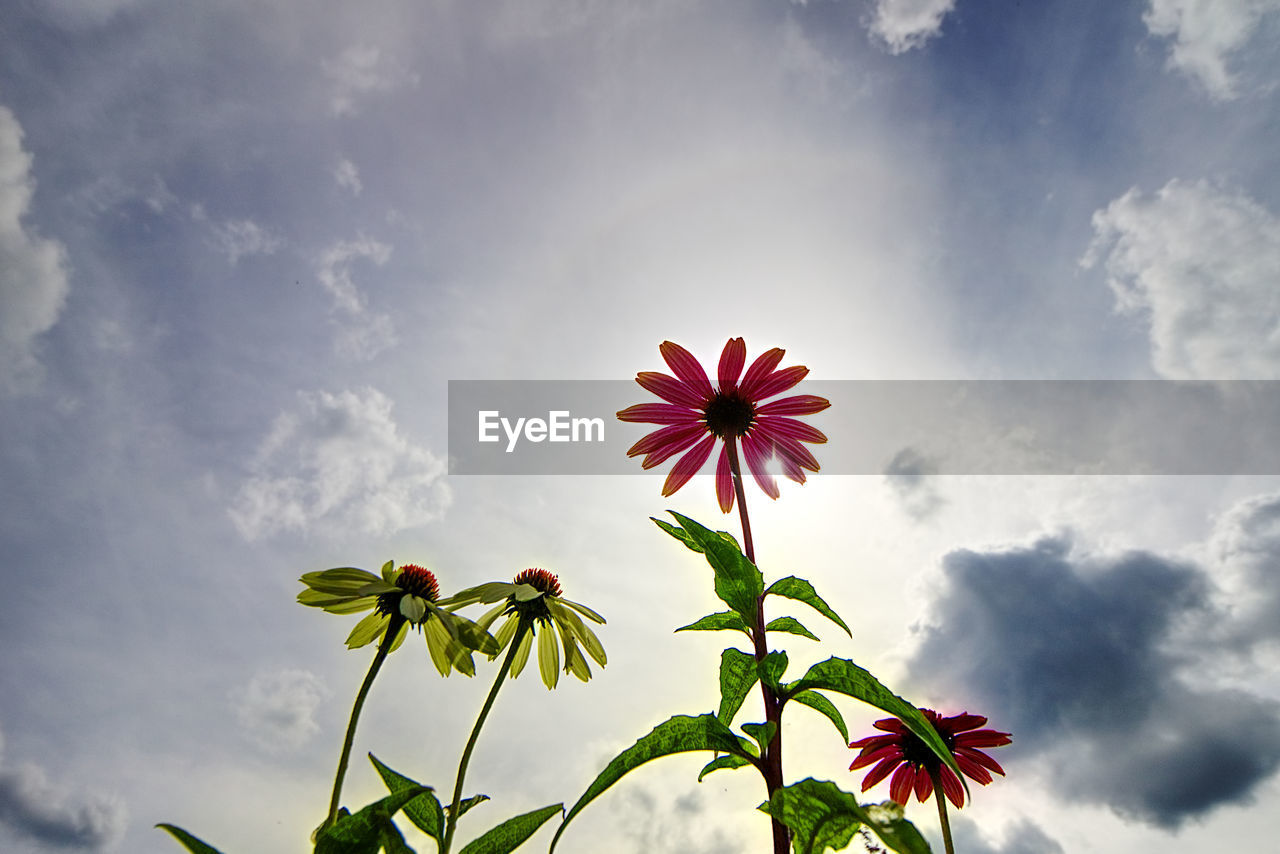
[849,710,1011,808]
[617,338,830,512]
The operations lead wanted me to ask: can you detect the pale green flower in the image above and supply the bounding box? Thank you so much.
[298,561,497,676]
[448,568,606,689]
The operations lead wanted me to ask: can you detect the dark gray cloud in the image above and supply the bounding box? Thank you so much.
[0,725,126,851]
[908,532,1280,828]
[884,447,945,521]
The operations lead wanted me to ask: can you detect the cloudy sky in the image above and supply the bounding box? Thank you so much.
[2,0,1279,852]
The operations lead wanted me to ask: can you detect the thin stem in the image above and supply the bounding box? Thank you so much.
[929,768,956,854]
[325,614,405,829]
[442,617,530,854]
[725,437,788,854]
[726,437,756,564]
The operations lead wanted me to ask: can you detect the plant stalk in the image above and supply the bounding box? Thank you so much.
[442,617,530,854]
[325,614,405,829]
[929,767,957,854]
[725,437,788,854]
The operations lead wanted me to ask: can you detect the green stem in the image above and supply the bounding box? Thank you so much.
[725,437,788,854]
[929,768,956,854]
[325,614,405,829]
[442,617,530,854]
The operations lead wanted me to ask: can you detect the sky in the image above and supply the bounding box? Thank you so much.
[2,0,1280,852]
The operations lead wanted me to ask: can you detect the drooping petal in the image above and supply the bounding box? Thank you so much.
[849,744,902,770]
[636,371,706,409]
[913,768,934,803]
[738,348,786,397]
[661,433,717,497]
[509,626,535,678]
[537,621,560,689]
[616,403,701,425]
[718,337,746,392]
[627,422,705,463]
[755,394,831,416]
[939,766,966,808]
[750,365,809,400]
[424,615,457,676]
[345,611,390,649]
[659,341,714,399]
[889,764,917,806]
[715,445,734,513]
[956,746,1006,777]
[955,752,994,785]
[741,434,780,499]
[859,755,904,791]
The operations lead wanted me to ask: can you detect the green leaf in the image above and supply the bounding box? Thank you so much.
[741,721,777,755]
[758,650,788,690]
[369,754,443,846]
[765,616,820,642]
[314,787,429,854]
[697,754,754,781]
[550,713,754,852]
[787,690,848,743]
[377,819,415,854]
[764,577,851,637]
[674,611,751,636]
[458,803,563,854]
[718,648,759,726]
[156,824,226,854]
[447,794,491,820]
[653,517,702,551]
[785,658,965,796]
[667,514,765,627]
[760,780,931,854]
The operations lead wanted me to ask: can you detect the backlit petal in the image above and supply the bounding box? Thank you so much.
[660,341,714,399]
[636,371,706,409]
[718,337,746,392]
[617,403,701,424]
[661,434,717,497]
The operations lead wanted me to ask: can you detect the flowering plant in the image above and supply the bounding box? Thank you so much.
[158,337,1009,854]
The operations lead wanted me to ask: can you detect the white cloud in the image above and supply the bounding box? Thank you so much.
[1144,0,1280,99]
[230,668,327,752]
[0,723,127,851]
[210,218,282,265]
[0,105,70,393]
[1082,179,1280,379]
[324,44,421,117]
[315,235,397,360]
[334,158,362,196]
[229,387,450,539]
[868,0,958,54]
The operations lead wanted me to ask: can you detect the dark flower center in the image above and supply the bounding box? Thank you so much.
[899,730,953,769]
[514,567,562,597]
[377,563,440,617]
[703,390,755,438]
[511,568,560,623]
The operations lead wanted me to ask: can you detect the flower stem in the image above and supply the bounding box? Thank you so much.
[929,768,956,854]
[325,614,405,830]
[725,438,788,854]
[726,437,756,564]
[442,617,530,854]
